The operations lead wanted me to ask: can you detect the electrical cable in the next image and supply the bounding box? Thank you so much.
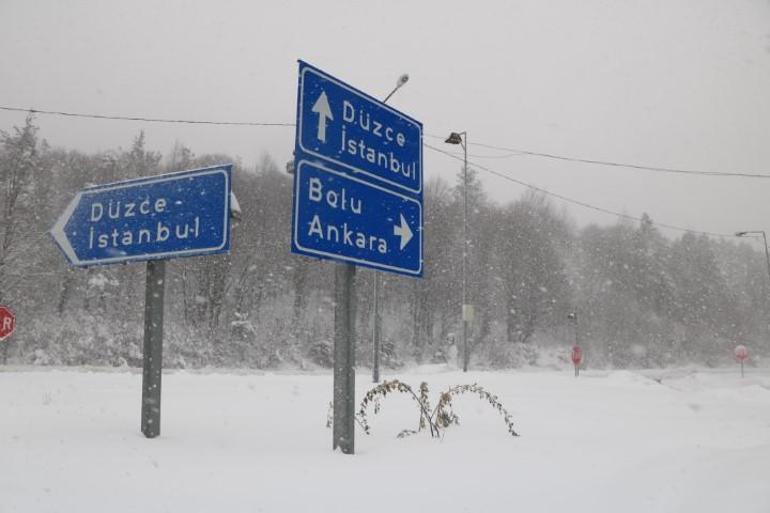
[3,105,766,178]
[0,105,295,127]
[424,142,735,238]
[424,133,770,179]
[0,103,751,237]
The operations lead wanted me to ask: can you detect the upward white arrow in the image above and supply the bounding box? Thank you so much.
[311,91,333,143]
[393,214,414,251]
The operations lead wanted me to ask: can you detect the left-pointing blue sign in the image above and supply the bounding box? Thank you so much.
[50,165,232,267]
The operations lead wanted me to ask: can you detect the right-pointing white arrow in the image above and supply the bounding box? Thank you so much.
[393,214,413,251]
[311,91,333,143]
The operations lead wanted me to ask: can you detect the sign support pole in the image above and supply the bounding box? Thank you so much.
[293,62,423,454]
[141,259,166,438]
[333,262,356,454]
[50,165,231,439]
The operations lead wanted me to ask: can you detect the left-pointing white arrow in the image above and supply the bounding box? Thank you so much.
[49,191,83,265]
[312,91,333,143]
[393,214,414,251]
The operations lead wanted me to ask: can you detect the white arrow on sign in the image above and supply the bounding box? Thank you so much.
[312,91,333,143]
[393,214,413,251]
[49,191,83,265]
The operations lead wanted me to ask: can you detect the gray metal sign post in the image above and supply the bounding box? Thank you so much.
[333,263,356,453]
[141,259,165,438]
[50,165,233,438]
[292,61,423,455]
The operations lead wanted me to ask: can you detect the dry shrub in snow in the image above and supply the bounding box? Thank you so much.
[352,379,519,439]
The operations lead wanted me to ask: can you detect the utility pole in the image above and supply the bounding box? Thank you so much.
[462,134,469,372]
[735,230,770,359]
[735,230,770,283]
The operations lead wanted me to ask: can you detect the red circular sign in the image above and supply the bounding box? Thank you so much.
[734,345,748,362]
[571,345,583,365]
[0,305,16,342]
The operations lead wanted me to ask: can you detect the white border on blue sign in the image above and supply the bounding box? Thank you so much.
[293,159,423,276]
[50,166,231,266]
[297,63,423,196]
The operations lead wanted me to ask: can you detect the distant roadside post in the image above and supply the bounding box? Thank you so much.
[734,345,748,378]
[51,165,232,438]
[571,345,583,377]
[292,61,423,454]
[568,312,581,376]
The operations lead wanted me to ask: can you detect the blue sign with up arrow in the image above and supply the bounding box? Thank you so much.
[50,165,232,267]
[297,62,422,196]
[292,61,423,277]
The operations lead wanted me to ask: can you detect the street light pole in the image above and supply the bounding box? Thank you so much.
[735,230,770,284]
[762,232,770,284]
[735,230,770,370]
[383,74,409,104]
[462,135,469,372]
[372,73,409,383]
[445,131,470,372]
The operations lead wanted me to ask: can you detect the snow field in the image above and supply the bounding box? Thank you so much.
[2,367,770,512]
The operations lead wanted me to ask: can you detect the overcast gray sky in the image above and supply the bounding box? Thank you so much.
[1,0,769,238]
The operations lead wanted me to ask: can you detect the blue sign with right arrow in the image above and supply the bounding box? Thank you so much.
[293,160,422,275]
[292,61,423,277]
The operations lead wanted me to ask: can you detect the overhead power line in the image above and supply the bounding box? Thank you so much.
[424,142,734,239]
[424,134,770,179]
[4,104,768,179]
[0,105,296,127]
[0,103,761,236]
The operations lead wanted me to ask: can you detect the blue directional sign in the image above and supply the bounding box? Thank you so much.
[296,61,422,196]
[292,61,423,277]
[293,160,422,275]
[51,165,232,267]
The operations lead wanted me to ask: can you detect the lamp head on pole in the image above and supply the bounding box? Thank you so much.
[735,230,765,238]
[383,73,410,104]
[445,132,464,145]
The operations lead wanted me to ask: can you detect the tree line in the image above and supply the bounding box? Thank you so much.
[1,116,767,369]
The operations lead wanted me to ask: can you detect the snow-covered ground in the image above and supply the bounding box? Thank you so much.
[2,366,769,512]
